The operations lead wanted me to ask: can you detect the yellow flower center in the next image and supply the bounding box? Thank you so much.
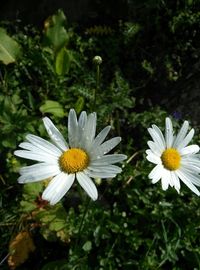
[161,148,181,171]
[59,148,89,174]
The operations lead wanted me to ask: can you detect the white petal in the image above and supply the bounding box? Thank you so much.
[180,145,200,156]
[89,126,111,151]
[84,169,116,179]
[16,142,59,163]
[68,109,79,147]
[42,173,75,205]
[148,127,165,151]
[170,171,180,193]
[152,124,166,147]
[161,169,170,190]
[148,164,163,183]
[78,111,87,128]
[146,153,161,165]
[76,172,98,200]
[26,134,62,156]
[173,120,189,148]
[90,154,127,166]
[43,117,69,151]
[178,167,200,186]
[165,118,173,148]
[175,170,200,196]
[147,141,162,155]
[88,164,122,174]
[177,129,194,150]
[14,150,57,163]
[18,163,60,183]
[81,113,97,145]
[91,137,121,158]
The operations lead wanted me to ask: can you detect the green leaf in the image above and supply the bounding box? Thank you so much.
[44,10,68,52]
[41,260,68,270]
[82,241,92,252]
[0,28,22,64]
[40,100,65,117]
[55,47,71,75]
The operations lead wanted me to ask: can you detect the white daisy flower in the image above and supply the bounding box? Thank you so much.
[14,109,127,205]
[146,117,200,195]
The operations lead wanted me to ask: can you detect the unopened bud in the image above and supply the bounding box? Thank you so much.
[93,56,102,65]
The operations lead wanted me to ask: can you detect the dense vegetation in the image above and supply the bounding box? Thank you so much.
[0,1,200,269]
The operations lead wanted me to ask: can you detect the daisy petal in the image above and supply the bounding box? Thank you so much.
[14,150,57,163]
[148,127,165,151]
[26,134,62,156]
[90,154,127,166]
[78,111,87,128]
[88,164,122,174]
[176,170,200,196]
[84,169,116,179]
[148,164,163,183]
[161,169,170,190]
[91,137,121,158]
[147,141,162,155]
[76,172,98,200]
[146,153,161,164]
[180,145,200,156]
[170,171,180,193]
[89,126,111,151]
[43,117,68,151]
[177,129,194,150]
[42,173,75,205]
[165,118,173,148]
[18,163,60,183]
[68,109,79,147]
[173,120,189,148]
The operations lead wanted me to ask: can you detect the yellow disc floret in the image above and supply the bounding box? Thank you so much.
[59,148,89,174]
[161,148,181,171]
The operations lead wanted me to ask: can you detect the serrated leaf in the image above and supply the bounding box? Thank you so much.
[0,28,22,64]
[40,100,65,117]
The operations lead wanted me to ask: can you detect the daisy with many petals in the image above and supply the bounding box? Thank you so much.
[14,109,126,205]
[146,117,200,195]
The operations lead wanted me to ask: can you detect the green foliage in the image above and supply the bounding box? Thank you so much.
[1,5,200,270]
[0,28,21,64]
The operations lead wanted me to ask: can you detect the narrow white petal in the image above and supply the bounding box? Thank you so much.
[90,154,127,166]
[165,118,173,148]
[146,153,161,165]
[148,164,163,183]
[68,109,79,147]
[147,141,162,155]
[91,137,121,158]
[173,120,189,148]
[170,171,180,193]
[18,164,60,183]
[178,167,200,186]
[17,142,59,163]
[161,169,170,190]
[84,169,116,179]
[88,164,122,174]
[148,128,165,151]
[76,172,98,200]
[14,150,57,163]
[42,173,75,205]
[152,124,166,147]
[43,117,69,151]
[175,170,200,195]
[26,134,62,157]
[89,126,111,151]
[177,129,194,150]
[78,111,87,128]
[180,145,200,156]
